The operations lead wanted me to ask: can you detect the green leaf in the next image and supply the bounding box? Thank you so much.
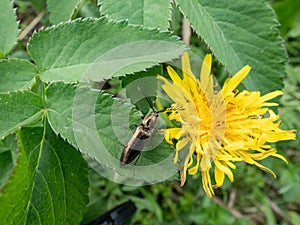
[0,59,37,92]
[47,0,81,24]
[0,134,17,188]
[0,0,19,55]
[28,18,186,82]
[0,91,44,137]
[0,151,13,187]
[279,165,300,203]
[289,210,300,225]
[100,0,172,30]
[120,66,162,87]
[80,2,100,18]
[175,0,287,94]
[0,126,89,224]
[45,82,178,184]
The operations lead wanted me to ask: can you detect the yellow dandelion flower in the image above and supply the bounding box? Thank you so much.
[157,52,296,198]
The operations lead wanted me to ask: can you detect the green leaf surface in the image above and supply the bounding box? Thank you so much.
[28,18,186,82]
[0,126,89,224]
[0,151,13,187]
[0,91,44,137]
[0,134,17,188]
[100,0,172,30]
[0,59,37,92]
[289,210,300,225]
[120,66,162,88]
[45,82,178,185]
[0,0,19,55]
[47,0,81,24]
[175,0,287,94]
[81,2,100,18]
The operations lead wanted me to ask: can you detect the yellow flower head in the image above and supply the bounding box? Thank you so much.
[157,52,296,197]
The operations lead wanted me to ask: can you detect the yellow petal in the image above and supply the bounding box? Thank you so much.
[157,74,169,84]
[200,54,213,94]
[222,65,251,95]
[164,128,181,144]
[214,164,225,187]
[253,161,277,178]
[215,160,234,182]
[168,112,181,121]
[176,137,190,151]
[200,152,212,171]
[201,54,212,80]
[174,149,179,163]
[182,51,193,78]
[188,153,201,175]
[273,153,288,164]
[202,170,214,198]
[166,66,184,86]
[260,90,283,102]
[180,168,187,186]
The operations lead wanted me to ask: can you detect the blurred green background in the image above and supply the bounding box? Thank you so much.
[11,0,300,224]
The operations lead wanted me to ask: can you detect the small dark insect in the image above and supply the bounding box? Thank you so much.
[120,111,158,166]
[120,92,163,166]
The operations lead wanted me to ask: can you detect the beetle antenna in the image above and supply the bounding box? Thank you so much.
[137,87,156,112]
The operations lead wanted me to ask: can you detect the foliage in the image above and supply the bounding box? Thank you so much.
[0,0,299,224]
